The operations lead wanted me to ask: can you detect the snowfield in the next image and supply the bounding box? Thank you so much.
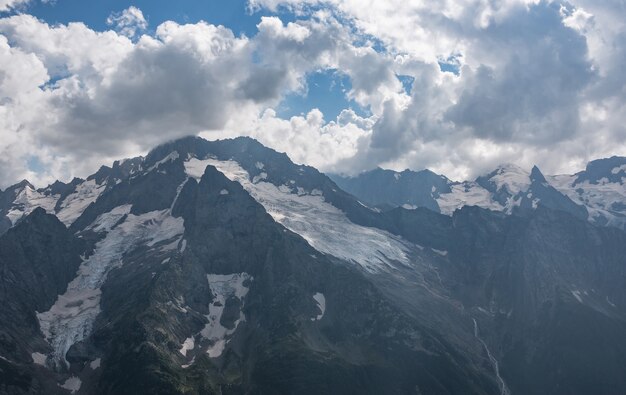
[37,204,185,367]
[549,174,626,229]
[56,179,106,226]
[6,185,58,225]
[185,157,412,273]
[437,183,503,215]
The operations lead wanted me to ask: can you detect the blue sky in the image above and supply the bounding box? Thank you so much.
[28,0,260,36]
[22,0,360,120]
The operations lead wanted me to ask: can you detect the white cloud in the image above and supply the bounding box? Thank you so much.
[0,0,29,12]
[208,108,375,173]
[1,1,626,187]
[247,0,626,179]
[0,10,399,187]
[106,6,147,38]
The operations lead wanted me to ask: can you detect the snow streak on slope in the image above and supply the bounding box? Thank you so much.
[6,185,58,225]
[37,205,184,368]
[56,179,106,226]
[311,292,326,321]
[184,158,411,273]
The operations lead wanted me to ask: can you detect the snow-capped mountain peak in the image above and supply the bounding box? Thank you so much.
[476,163,531,196]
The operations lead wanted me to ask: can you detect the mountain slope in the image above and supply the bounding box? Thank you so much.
[0,208,86,394]
[1,136,625,394]
[0,137,499,394]
[444,206,626,394]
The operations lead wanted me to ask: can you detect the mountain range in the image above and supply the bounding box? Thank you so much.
[330,157,626,229]
[1,136,625,394]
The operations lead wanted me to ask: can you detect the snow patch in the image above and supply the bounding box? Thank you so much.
[255,161,264,170]
[90,358,101,369]
[611,164,626,174]
[531,198,540,209]
[59,377,81,394]
[436,165,531,216]
[179,337,195,356]
[181,357,195,369]
[311,292,326,321]
[31,352,47,366]
[432,248,448,256]
[571,290,583,303]
[201,273,251,358]
[220,189,229,195]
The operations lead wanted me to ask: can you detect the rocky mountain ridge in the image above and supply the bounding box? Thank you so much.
[330,156,626,230]
[0,136,625,394]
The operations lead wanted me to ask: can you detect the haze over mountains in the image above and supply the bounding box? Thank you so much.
[331,156,626,230]
[1,136,626,394]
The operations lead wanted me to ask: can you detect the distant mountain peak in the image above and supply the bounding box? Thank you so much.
[530,165,547,184]
[476,163,530,196]
[7,179,35,192]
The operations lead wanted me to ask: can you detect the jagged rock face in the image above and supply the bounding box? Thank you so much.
[1,136,626,395]
[0,157,145,238]
[0,209,86,394]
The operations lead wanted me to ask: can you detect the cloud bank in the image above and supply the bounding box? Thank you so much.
[0,1,625,188]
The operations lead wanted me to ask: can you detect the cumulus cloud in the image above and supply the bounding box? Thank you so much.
[106,6,147,38]
[0,1,625,187]
[0,10,398,187]
[0,0,29,12]
[248,0,626,179]
[208,107,375,173]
